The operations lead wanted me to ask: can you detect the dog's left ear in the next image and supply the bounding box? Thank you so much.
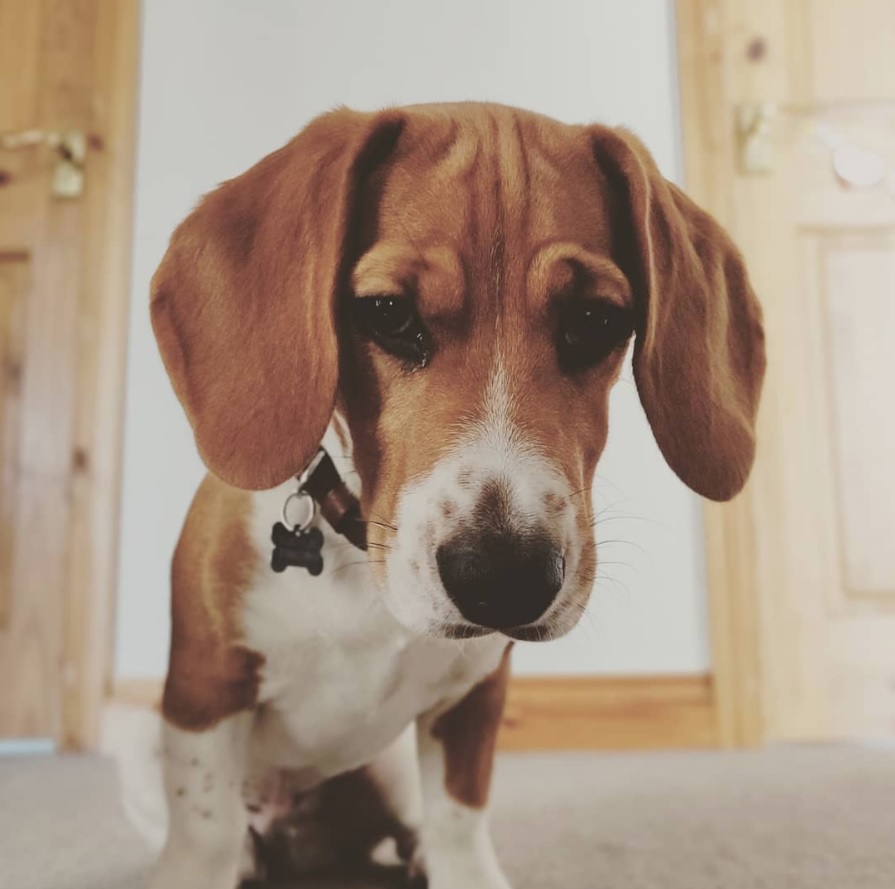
[590,127,766,501]
[151,109,405,489]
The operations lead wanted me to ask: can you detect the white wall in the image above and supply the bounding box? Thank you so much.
[115,0,709,679]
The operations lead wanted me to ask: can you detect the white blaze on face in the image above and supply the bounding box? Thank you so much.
[381,356,588,638]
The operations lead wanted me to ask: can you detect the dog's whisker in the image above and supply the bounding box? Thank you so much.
[581,500,627,525]
[593,472,625,495]
[359,518,399,534]
[364,511,399,532]
[593,499,629,518]
[594,559,638,574]
[560,599,599,636]
[330,560,370,576]
[594,538,650,558]
[589,514,660,530]
[594,570,632,598]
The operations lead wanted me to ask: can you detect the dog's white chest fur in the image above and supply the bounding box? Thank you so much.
[242,485,506,782]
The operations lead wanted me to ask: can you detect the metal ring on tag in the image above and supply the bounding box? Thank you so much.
[282,490,316,533]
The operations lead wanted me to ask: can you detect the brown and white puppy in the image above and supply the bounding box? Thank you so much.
[146,102,765,889]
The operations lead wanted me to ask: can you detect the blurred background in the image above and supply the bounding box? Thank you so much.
[4,3,895,888]
[1,0,893,761]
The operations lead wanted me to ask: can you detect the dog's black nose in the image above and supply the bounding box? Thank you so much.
[436,531,565,630]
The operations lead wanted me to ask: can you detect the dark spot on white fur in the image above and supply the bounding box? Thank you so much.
[543,491,564,515]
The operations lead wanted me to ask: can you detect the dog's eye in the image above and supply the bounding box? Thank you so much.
[557,299,634,372]
[350,296,431,367]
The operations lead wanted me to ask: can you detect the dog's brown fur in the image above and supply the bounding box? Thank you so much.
[431,643,513,808]
[162,476,264,731]
[147,106,765,879]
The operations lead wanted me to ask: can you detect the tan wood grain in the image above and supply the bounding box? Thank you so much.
[110,679,163,711]
[675,0,764,748]
[819,232,895,597]
[0,259,27,630]
[807,0,895,103]
[61,0,140,751]
[676,0,895,744]
[0,0,138,748]
[500,674,717,751]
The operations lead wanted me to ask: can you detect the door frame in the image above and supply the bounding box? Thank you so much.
[60,0,140,749]
[674,0,812,747]
[676,0,765,747]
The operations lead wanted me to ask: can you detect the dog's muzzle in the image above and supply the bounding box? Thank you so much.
[436,530,565,630]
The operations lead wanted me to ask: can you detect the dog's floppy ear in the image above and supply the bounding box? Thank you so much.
[590,127,766,501]
[151,109,405,489]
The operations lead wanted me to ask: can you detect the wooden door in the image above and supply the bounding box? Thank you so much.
[0,0,137,749]
[678,0,895,743]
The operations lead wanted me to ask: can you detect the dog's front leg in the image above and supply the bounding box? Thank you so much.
[147,714,252,889]
[416,645,513,889]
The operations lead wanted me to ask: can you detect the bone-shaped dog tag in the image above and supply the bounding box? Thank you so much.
[270,523,324,575]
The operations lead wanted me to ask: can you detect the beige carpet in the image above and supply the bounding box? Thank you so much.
[2,746,893,889]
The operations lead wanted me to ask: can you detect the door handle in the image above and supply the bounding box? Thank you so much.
[0,128,88,198]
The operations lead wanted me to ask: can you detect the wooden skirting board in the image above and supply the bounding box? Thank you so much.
[501,674,716,751]
[110,673,717,752]
[110,679,163,711]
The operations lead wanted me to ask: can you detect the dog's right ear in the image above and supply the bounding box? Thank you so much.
[150,109,405,490]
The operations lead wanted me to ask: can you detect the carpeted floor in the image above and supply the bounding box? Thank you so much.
[2,746,893,889]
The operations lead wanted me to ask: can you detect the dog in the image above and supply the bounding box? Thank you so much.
[146,102,765,889]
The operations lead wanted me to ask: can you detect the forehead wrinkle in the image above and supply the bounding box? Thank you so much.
[436,122,481,181]
[352,242,421,295]
[416,244,466,317]
[353,241,466,321]
[503,114,533,276]
[469,111,545,452]
[485,109,506,317]
[527,243,633,311]
[376,122,487,280]
[490,110,538,317]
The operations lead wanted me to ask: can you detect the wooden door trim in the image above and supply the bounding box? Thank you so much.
[500,674,717,750]
[61,0,140,750]
[675,0,765,747]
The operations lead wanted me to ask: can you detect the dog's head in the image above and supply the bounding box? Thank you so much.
[151,103,764,641]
